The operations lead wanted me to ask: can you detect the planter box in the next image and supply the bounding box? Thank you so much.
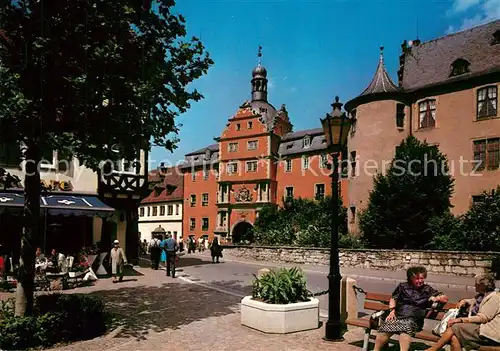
[240,296,320,334]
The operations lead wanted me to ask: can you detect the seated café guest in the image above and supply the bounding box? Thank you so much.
[373,266,449,351]
[424,273,500,351]
[35,247,45,261]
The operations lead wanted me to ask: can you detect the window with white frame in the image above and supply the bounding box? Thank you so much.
[228,142,238,152]
[303,135,311,148]
[285,159,292,172]
[202,217,209,231]
[247,140,258,150]
[190,194,196,207]
[202,193,209,206]
[139,208,145,217]
[418,99,436,129]
[285,186,294,199]
[191,171,196,181]
[203,169,209,180]
[175,204,179,215]
[302,155,309,169]
[114,158,138,174]
[40,150,57,170]
[248,121,253,129]
[160,206,165,216]
[315,184,325,200]
[167,205,173,215]
[246,160,257,172]
[189,218,195,230]
[227,162,238,174]
[477,86,498,119]
[320,154,328,168]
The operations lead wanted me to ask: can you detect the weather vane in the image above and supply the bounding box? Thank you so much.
[258,45,262,65]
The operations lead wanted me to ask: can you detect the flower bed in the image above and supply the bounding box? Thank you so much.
[0,294,106,350]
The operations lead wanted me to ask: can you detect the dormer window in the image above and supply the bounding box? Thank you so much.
[204,149,211,160]
[303,135,311,148]
[491,30,500,45]
[450,58,470,77]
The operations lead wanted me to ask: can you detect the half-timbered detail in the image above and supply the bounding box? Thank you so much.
[98,149,149,264]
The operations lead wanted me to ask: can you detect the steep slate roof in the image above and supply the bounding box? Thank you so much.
[279,128,327,156]
[402,19,500,91]
[360,47,399,96]
[185,143,219,156]
[141,167,183,204]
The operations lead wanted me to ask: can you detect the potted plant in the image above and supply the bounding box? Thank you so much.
[240,267,320,334]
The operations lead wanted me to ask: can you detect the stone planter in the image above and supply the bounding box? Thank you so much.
[240,296,320,334]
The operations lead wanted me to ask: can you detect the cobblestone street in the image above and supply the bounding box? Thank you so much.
[44,267,373,351]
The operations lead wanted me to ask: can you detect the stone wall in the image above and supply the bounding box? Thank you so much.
[222,246,500,277]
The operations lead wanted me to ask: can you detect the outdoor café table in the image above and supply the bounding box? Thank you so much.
[45,272,68,291]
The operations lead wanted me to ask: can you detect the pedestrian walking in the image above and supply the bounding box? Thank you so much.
[210,237,223,264]
[149,235,161,270]
[163,233,179,277]
[110,240,127,283]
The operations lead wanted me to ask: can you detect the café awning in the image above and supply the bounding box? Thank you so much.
[42,195,114,217]
[0,192,114,217]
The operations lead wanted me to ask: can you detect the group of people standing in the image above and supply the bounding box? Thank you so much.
[148,235,224,273]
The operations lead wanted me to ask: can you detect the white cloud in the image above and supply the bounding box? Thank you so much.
[449,0,481,14]
[447,0,500,33]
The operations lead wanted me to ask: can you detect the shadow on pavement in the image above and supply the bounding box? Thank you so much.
[206,279,253,296]
[349,338,431,350]
[90,282,240,341]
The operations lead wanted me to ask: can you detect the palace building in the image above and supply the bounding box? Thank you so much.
[178,52,349,243]
[345,19,500,234]
[141,19,500,243]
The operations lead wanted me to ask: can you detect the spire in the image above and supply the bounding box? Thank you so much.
[251,45,268,102]
[359,46,398,96]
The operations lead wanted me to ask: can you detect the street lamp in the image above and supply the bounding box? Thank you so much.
[320,96,352,341]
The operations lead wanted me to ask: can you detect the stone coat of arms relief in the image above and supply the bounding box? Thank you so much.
[234,186,253,203]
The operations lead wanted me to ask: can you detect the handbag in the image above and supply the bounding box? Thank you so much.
[432,308,459,336]
[369,309,391,329]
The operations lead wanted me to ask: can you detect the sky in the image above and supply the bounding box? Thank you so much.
[148,0,500,170]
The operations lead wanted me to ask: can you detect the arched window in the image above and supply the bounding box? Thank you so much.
[303,135,311,148]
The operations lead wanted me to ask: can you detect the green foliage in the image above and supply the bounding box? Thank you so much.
[359,136,454,249]
[428,187,500,252]
[0,294,106,350]
[252,267,311,304]
[253,196,353,248]
[0,0,213,166]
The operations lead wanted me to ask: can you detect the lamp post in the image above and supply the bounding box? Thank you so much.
[320,96,352,341]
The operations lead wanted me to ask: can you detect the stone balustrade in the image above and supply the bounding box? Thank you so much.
[222,245,500,277]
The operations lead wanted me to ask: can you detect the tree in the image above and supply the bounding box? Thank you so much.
[359,135,454,249]
[429,187,500,252]
[0,0,213,315]
[253,196,350,247]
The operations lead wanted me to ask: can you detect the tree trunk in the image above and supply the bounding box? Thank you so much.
[15,144,41,316]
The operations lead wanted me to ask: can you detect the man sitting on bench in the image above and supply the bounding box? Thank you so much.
[424,273,500,351]
[373,266,449,351]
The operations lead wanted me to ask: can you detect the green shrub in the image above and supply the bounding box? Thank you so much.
[252,267,311,304]
[0,293,106,350]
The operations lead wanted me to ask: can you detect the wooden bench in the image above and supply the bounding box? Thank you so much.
[346,292,500,351]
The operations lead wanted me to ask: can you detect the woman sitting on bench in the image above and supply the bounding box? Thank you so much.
[373,266,449,351]
[424,273,500,351]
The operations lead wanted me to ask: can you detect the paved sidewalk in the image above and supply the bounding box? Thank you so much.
[187,251,498,291]
[46,267,375,351]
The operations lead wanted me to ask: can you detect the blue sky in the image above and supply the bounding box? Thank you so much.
[148,0,500,170]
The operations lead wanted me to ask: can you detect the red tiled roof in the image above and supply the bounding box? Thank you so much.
[141,166,184,204]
